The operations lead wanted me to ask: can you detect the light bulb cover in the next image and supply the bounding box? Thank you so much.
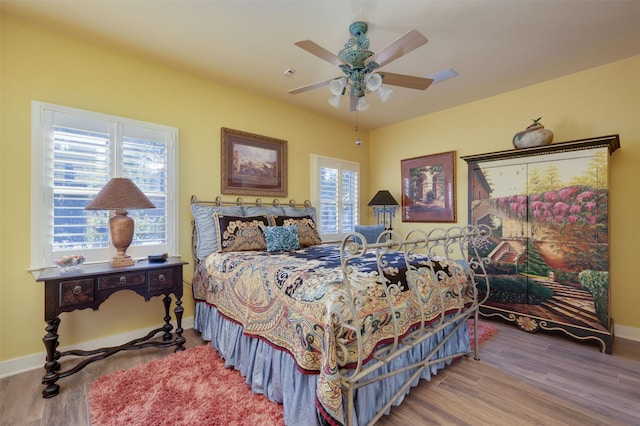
[356,96,369,111]
[377,86,393,103]
[365,73,382,91]
[328,94,343,109]
[329,77,347,95]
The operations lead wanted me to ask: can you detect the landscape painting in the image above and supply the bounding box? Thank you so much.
[221,127,287,197]
[401,151,456,222]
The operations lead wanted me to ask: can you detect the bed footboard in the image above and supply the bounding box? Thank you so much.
[336,225,491,426]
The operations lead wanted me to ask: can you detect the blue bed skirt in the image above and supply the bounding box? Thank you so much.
[194,302,470,425]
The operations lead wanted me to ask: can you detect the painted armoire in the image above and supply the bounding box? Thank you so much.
[462,135,619,353]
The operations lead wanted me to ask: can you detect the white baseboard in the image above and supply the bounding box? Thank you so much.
[614,323,640,342]
[0,316,194,379]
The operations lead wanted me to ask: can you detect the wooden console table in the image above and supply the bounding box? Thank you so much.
[36,258,187,398]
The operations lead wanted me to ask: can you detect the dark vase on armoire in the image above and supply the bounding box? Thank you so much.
[462,135,620,354]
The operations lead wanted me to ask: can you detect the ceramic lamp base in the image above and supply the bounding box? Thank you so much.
[111,255,135,267]
[109,209,135,267]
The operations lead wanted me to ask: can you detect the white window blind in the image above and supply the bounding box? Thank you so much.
[31,101,178,269]
[311,155,359,241]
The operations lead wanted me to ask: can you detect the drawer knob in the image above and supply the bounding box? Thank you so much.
[158,274,165,282]
[73,285,82,295]
[119,276,127,285]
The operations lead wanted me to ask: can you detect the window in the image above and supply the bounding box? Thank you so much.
[311,154,359,241]
[31,101,178,269]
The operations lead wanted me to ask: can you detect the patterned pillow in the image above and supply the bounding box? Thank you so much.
[191,204,244,259]
[215,214,268,252]
[263,226,300,252]
[271,215,322,247]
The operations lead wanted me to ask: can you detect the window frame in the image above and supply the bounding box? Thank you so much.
[30,101,179,270]
[310,154,360,242]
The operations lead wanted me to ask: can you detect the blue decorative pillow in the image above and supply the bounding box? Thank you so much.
[282,206,317,224]
[263,226,300,252]
[354,224,386,244]
[242,206,285,217]
[271,215,322,247]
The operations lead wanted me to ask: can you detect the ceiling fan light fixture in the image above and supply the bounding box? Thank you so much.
[328,94,343,109]
[329,77,347,96]
[365,73,382,91]
[376,86,393,103]
[290,22,432,114]
[356,96,369,111]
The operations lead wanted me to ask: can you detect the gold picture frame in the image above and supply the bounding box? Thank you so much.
[221,127,288,197]
[401,150,456,222]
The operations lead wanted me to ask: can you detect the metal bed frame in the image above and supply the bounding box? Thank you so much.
[190,196,491,425]
[337,225,491,425]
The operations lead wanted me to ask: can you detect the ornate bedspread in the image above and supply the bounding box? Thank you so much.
[192,243,474,424]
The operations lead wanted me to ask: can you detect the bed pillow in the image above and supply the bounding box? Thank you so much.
[354,224,386,244]
[215,214,269,252]
[263,226,300,252]
[191,204,244,259]
[243,206,285,217]
[282,206,317,223]
[271,215,322,247]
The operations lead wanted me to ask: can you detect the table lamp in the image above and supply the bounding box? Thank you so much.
[85,177,155,267]
[368,190,399,230]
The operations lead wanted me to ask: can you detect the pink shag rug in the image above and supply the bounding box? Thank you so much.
[468,319,498,349]
[88,320,497,426]
[88,345,285,426]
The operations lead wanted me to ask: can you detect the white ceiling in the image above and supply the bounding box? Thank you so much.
[3,0,640,130]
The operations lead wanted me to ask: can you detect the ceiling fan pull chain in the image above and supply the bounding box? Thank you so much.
[354,112,362,147]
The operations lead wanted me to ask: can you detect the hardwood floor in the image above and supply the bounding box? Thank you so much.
[376,321,640,426]
[1,322,639,425]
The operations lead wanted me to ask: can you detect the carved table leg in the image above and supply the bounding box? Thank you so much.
[42,318,61,398]
[161,294,174,341]
[174,297,185,352]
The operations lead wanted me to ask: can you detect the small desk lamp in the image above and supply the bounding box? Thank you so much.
[368,190,399,230]
[85,177,155,267]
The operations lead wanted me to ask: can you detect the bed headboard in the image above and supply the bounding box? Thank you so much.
[190,195,314,266]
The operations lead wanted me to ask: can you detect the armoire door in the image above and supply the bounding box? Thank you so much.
[462,135,619,353]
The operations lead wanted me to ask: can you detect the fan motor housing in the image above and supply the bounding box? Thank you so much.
[342,50,374,68]
[349,21,368,37]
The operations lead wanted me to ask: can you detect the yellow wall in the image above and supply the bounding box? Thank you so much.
[370,55,640,330]
[0,14,369,362]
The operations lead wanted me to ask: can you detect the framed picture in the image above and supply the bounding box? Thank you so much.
[221,127,288,197]
[401,151,456,222]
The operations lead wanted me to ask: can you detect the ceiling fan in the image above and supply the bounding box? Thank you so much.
[288,21,433,112]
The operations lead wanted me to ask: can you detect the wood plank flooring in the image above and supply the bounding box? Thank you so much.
[1,321,638,425]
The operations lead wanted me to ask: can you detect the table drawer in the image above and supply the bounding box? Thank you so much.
[149,268,175,291]
[98,272,146,290]
[59,279,95,307]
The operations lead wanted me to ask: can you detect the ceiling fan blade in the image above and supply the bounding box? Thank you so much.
[365,30,428,68]
[288,78,335,94]
[381,72,433,90]
[294,40,347,67]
